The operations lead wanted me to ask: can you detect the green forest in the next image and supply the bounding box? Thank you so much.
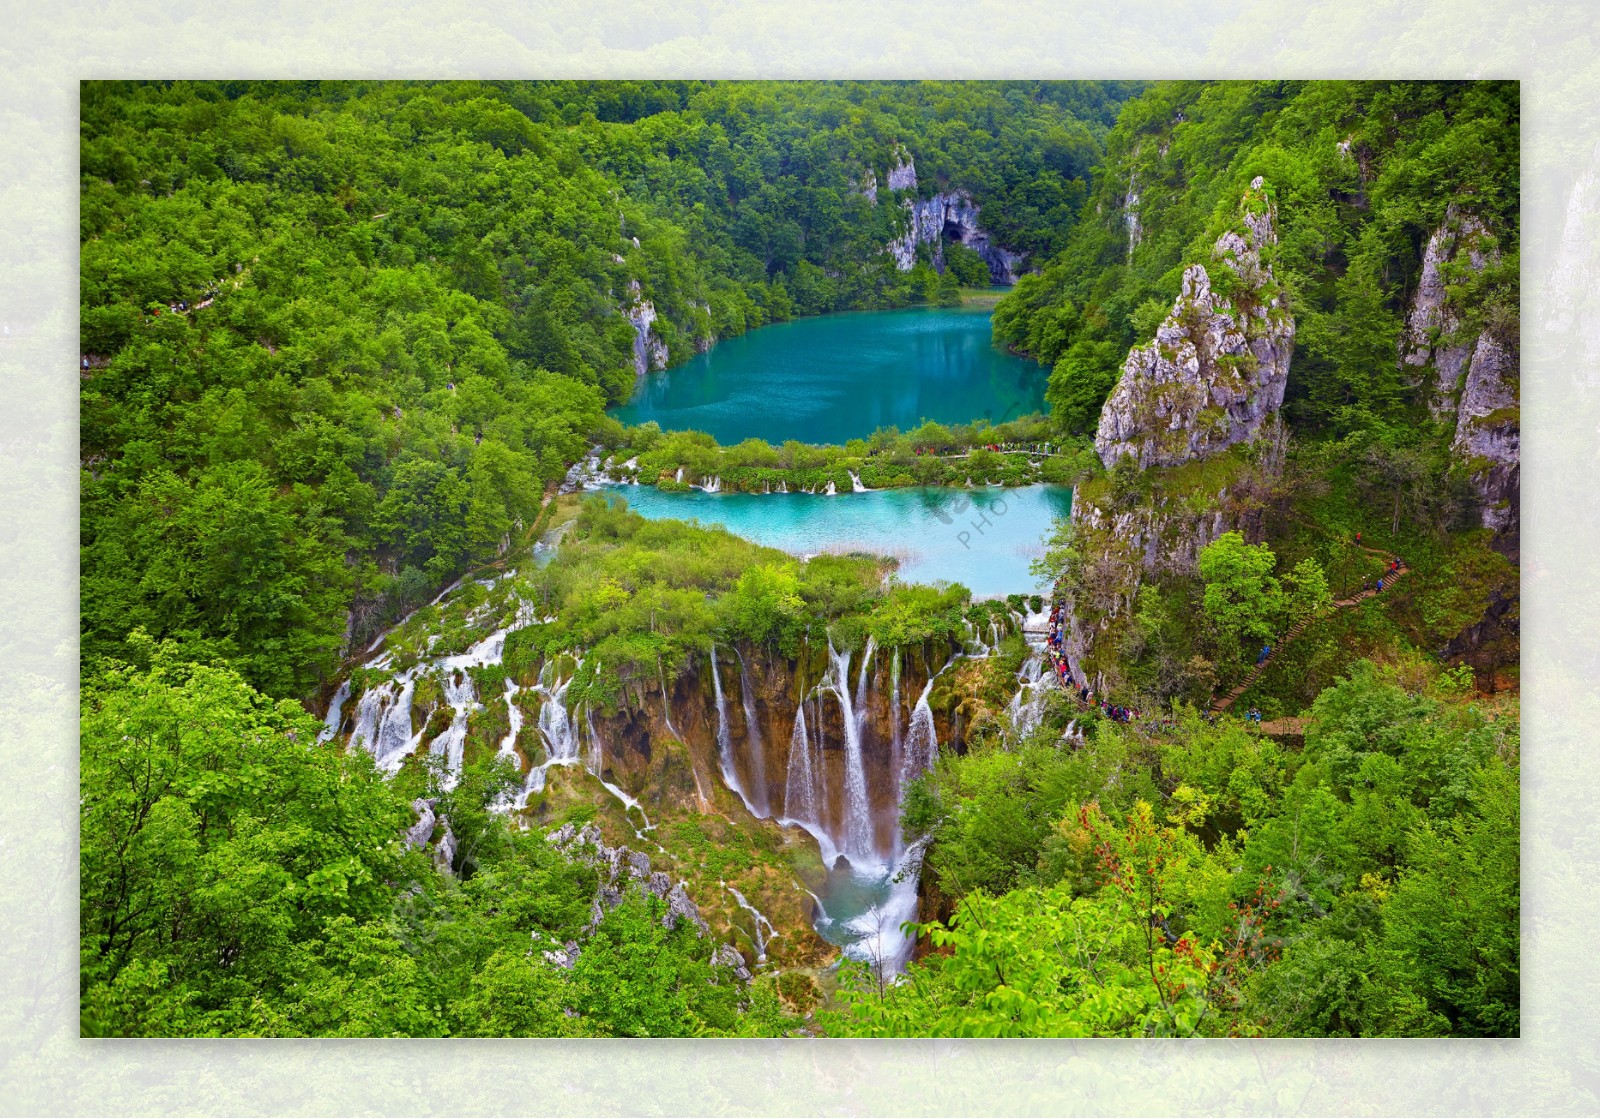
[80,80,1519,1038]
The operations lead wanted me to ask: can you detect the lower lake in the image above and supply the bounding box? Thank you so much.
[601,484,1072,598]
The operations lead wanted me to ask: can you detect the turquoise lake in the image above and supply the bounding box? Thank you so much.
[601,484,1072,598]
[609,305,1049,445]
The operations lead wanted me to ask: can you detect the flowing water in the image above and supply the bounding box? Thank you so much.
[607,484,1071,598]
[610,305,1048,444]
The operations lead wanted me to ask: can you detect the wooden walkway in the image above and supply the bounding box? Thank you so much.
[1210,551,1410,713]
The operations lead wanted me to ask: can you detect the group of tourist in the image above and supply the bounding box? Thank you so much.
[1042,596,1144,725]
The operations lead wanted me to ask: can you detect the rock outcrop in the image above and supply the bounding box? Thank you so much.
[1402,205,1495,420]
[880,148,1023,283]
[1400,205,1519,548]
[403,797,458,875]
[1060,179,1294,695]
[856,168,878,205]
[888,189,1024,283]
[547,821,712,936]
[624,279,668,379]
[885,143,917,192]
[1095,177,1294,471]
[1450,332,1519,539]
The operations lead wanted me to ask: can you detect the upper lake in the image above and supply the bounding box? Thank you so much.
[609,304,1050,445]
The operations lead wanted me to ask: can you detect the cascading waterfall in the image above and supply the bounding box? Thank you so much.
[349,672,422,772]
[489,680,525,812]
[1005,652,1049,742]
[428,667,477,791]
[515,657,583,801]
[887,649,903,790]
[710,646,762,818]
[826,642,875,864]
[848,469,868,493]
[725,883,779,963]
[734,648,770,817]
[782,702,821,832]
[318,680,350,744]
[900,675,939,793]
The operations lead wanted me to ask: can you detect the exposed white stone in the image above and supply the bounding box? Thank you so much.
[1094,177,1293,471]
[887,189,1024,283]
[886,144,917,192]
[623,279,669,378]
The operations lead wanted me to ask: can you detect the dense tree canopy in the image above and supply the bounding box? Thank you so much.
[81,79,1136,697]
[994,80,1519,440]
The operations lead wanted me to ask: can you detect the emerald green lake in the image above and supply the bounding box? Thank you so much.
[610,305,1049,445]
[602,484,1071,599]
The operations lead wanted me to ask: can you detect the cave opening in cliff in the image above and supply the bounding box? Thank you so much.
[942,218,966,242]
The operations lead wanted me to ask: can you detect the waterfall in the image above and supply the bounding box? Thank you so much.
[1006,652,1049,742]
[823,479,837,496]
[536,664,578,764]
[499,680,523,761]
[710,646,762,818]
[901,675,939,791]
[488,680,525,813]
[516,657,582,801]
[725,883,778,963]
[848,469,868,492]
[349,672,422,773]
[428,668,477,791]
[826,642,875,863]
[888,649,903,786]
[318,680,350,743]
[735,648,770,816]
[675,466,684,483]
[782,703,819,828]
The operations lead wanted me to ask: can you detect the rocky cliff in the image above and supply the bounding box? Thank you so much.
[1061,179,1293,694]
[624,279,669,379]
[880,149,1023,284]
[1095,177,1294,471]
[1400,205,1519,551]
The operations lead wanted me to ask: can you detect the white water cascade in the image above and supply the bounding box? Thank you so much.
[725,883,779,963]
[826,641,876,864]
[900,675,940,793]
[710,646,763,819]
[848,469,868,493]
[735,648,770,817]
[318,680,350,744]
[1005,652,1050,742]
[781,701,823,836]
[348,670,422,773]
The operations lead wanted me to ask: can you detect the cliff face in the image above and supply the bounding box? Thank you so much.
[624,279,669,379]
[881,149,1023,284]
[583,636,972,852]
[1095,177,1294,471]
[1062,179,1293,693]
[1400,206,1520,552]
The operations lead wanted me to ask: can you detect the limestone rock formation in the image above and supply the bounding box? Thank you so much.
[1402,205,1494,420]
[1095,177,1294,471]
[1400,205,1520,545]
[1451,332,1519,538]
[624,279,668,379]
[547,822,711,936]
[887,189,1024,283]
[885,143,917,192]
[856,168,878,205]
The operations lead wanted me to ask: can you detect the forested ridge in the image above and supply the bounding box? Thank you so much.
[995,79,1518,436]
[80,80,1519,1039]
[80,79,1133,697]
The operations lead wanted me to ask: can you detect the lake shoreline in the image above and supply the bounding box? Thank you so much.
[592,482,1074,599]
